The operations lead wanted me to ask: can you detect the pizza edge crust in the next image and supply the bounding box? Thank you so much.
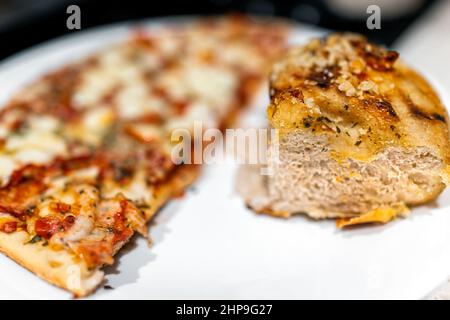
[0,164,200,297]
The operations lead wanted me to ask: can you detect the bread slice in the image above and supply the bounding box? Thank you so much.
[238,33,450,227]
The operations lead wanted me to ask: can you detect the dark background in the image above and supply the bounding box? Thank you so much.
[0,0,441,60]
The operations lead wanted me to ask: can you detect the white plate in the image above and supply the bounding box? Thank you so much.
[0,17,449,300]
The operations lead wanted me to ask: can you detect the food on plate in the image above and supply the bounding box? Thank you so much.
[238,33,450,227]
[0,16,288,296]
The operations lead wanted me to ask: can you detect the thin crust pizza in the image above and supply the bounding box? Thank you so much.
[0,16,289,296]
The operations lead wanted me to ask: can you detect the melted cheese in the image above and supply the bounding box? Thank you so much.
[116,84,166,119]
[73,48,144,110]
[74,47,168,120]
[221,45,263,72]
[65,107,115,146]
[102,170,153,206]
[0,156,16,186]
[0,124,8,140]
[1,116,66,181]
[157,69,190,101]
[165,102,217,132]
[49,167,100,190]
[83,107,115,131]
[184,65,237,115]
[29,115,60,132]
[6,132,66,164]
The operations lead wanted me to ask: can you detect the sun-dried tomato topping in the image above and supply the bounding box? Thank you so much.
[172,100,189,115]
[50,202,72,214]
[0,168,46,219]
[112,223,133,245]
[0,221,18,233]
[34,216,62,239]
[0,205,24,220]
[237,72,261,105]
[111,200,133,245]
[6,164,45,188]
[62,215,76,231]
[137,113,164,125]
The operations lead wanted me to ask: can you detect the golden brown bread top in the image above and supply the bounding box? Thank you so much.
[268,33,450,164]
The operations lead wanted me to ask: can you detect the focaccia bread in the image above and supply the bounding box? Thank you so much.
[238,33,450,227]
[0,16,288,296]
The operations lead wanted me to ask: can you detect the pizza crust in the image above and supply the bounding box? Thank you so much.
[0,231,103,297]
[0,164,200,297]
[0,15,288,297]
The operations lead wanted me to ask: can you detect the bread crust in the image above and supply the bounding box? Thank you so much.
[240,33,450,226]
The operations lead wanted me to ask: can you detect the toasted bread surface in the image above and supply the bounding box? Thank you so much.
[268,33,450,163]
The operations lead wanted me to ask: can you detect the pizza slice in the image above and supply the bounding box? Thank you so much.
[0,16,289,296]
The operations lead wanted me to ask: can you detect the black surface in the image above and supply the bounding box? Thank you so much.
[0,300,441,315]
[0,0,442,61]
